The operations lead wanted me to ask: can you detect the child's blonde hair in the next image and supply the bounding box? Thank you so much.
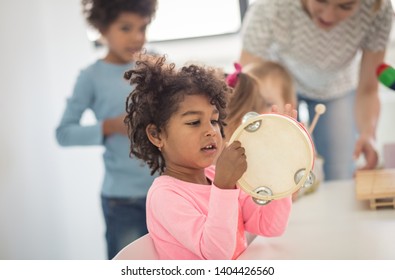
[244,60,296,108]
[225,71,265,140]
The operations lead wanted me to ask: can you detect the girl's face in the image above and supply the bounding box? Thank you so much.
[102,12,151,64]
[302,0,360,30]
[160,95,223,174]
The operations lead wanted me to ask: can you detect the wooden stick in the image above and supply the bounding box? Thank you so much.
[308,104,326,134]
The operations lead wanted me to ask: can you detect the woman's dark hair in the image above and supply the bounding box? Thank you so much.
[82,0,157,31]
[124,54,231,175]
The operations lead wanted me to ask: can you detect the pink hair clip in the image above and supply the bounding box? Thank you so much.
[226,62,242,88]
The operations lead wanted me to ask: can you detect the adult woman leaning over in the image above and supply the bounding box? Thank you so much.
[239,0,393,180]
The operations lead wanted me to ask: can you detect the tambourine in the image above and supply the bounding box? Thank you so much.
[229,112,315,205]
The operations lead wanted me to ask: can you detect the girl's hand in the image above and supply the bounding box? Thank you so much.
[214,141,247,190]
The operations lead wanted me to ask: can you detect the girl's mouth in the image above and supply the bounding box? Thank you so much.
[202,144,216,150]
[201,143,217,154]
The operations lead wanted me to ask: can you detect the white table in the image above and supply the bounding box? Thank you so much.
[238,180,395,259]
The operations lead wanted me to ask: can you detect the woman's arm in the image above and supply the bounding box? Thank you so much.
[354,49,385,170]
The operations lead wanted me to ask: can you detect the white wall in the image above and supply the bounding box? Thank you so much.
[0,0,105,259]
[0,0,394,260]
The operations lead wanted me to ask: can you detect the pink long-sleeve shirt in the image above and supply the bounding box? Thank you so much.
[146,166,292,260]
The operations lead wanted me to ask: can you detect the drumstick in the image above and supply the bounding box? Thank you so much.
[308,104,326,134]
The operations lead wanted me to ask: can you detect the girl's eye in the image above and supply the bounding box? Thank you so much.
[186,120,200,126]
[211,120,220,125]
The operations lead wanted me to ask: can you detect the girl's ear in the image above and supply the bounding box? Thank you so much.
[146,124,162,148]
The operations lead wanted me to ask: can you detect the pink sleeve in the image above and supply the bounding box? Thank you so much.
[149,185,241,260]
[239,191,292,236]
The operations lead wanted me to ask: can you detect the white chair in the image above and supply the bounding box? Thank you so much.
[113,232,256,260]
[112,233,159,260]
[245,232,257,245]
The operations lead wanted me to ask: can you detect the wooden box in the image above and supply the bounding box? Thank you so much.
[355,169,395,210]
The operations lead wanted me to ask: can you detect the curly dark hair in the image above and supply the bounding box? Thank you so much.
[124,54,231,175]
[82,0,157,31]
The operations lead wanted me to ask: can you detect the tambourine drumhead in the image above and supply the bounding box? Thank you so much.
[229,113,315,201]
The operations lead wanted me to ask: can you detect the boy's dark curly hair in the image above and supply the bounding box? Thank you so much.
[124,54,231,175]
[82,0,157,31]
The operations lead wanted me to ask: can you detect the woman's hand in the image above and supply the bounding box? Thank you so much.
[354,134,378,171]
[214,141,247,189]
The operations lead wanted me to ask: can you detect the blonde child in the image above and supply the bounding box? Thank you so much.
[124,54,292,260]
[225,61,297,142]
[56,0,157,259]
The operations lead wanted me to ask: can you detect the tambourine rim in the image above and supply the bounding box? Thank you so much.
[229,113,315,200]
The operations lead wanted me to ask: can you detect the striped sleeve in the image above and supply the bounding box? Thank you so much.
[361,0,393,51]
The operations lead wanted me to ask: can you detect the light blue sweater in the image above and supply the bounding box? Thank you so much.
[56,59,155,198]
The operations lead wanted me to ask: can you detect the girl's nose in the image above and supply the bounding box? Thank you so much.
[205,124,217,137]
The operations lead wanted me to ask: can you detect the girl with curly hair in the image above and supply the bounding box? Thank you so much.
[123,54,292,260]
[56,0,157,259]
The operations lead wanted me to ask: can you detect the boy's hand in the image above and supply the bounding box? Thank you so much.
[103,114,128,136]
[214,141,247,190]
